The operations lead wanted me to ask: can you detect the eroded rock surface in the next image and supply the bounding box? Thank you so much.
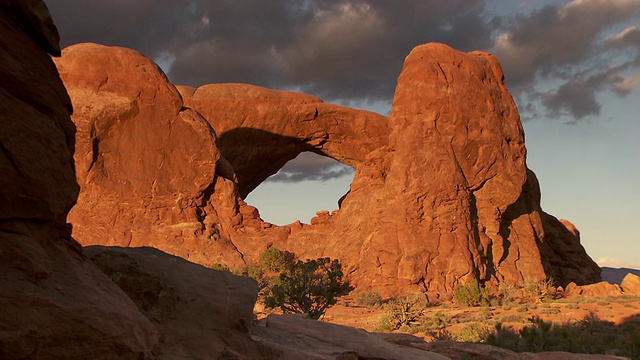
[282,43,600,296]
[86,246,274,359]
[254,314,449,360]
[178,83,389,198]
[58,42,600,297]
[0,2,157,358]
[620,273,640,295]
[54,43,248,268]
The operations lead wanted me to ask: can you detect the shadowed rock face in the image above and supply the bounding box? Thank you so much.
[0,2,158,358]
[57,42,600,297]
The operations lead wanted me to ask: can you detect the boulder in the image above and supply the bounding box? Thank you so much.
[85,246,272,359]
[621,273,640,295]
[565,281,623,297]
[0,2,157,358]
[253,314,448,360]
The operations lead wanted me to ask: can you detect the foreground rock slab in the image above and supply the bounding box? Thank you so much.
[419,341,629,360]
[253,314,449,360]
[86,246,274,359]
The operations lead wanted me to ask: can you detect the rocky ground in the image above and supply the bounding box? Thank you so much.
[323,294,640,337]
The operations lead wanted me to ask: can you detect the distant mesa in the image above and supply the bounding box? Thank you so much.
[54,41,601,297]
[601,267,640,285]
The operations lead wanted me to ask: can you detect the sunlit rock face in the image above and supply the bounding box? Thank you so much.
[177,83,389,198]
[57,42,600,298]
[54,43,247,269]
[303,43,600,297]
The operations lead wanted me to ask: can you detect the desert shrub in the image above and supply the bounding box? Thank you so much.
[430,329,454,341]
[523,277,555,303]
[376,293,427,331]
[613,295,640,304]
[429,323,491,343]
[540,307,561,316]
[455,323,492,342]
[210,263,230,272]
[373,314,395,333]
[454,278,491,307]
[484,312,640,358]
[425,311,449,330]
[259,247,294,272]
[353,291,383,308]
[264,257,351,320]
[498,281,519,305]
[496,313,527,324]
[407,311,450,334]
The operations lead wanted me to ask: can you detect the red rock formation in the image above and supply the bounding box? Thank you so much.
[178,83,389,198]
[54,43,248,268]
[621,273,640,295]
[564,281,623,297]
[58,42,600,298]
[86,246,274,359]
[0,2,157,358]
[284,43,600,296]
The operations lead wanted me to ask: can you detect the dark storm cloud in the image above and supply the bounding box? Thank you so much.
[265,152,355,183]
[44,0,640,124]
[541,79,601,119]
[45,0,495,104]
[492,0,640,119]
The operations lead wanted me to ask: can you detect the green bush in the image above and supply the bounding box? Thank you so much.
[454,278,491,307]
[498,281,518,305]
[496,313,527,324]
[373,314,395,333]
[259,247,294,272]
[264,257,351,320]
[210,263,230,272]
[455,323,491,343]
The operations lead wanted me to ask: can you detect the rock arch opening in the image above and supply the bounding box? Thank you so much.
[244,152,354,226]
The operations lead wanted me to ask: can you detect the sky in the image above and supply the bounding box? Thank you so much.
[44,0,640,269]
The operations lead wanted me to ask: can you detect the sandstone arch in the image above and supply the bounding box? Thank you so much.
[178,83,389,198]
[56,42,600,298]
